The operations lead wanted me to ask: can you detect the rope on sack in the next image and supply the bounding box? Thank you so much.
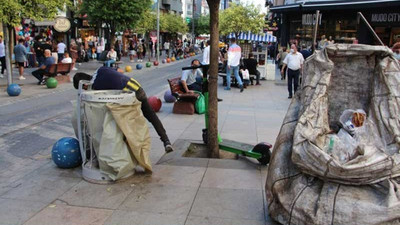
[288,177,315,225]
[268,173,302,212]
[331,184,341,225]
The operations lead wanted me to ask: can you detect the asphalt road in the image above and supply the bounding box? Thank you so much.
[0,57,200,161]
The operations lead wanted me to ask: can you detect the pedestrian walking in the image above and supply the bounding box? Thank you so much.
[57,40,66,63]
[281,44,304,99]
[163,40,170,57]
[225,38,244,92]
[70,39,79,70]
[33,37,44,67]
[14,39,28,80]
[0,35,6,78]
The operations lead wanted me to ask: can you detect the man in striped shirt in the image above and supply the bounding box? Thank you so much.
[73,67,174,153]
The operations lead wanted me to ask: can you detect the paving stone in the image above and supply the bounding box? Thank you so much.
[1,175,80,204]
[58,180,134,209]
[144,165,206,187]
[23,203,113,225]
[0,198,48,225]
[186,216,265,225]
[104,210,186,225]
[119,183,197,215]
[190,187,264,221]
[208,158,260,170]
[201,168,262,190]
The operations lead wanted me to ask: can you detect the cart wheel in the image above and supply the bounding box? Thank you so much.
[202,129,208,144]
[252,142,272,165]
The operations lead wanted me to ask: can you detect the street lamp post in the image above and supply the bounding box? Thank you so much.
[156,0,160,62]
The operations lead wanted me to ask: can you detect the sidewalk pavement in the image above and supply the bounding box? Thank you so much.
[0,58,290,225]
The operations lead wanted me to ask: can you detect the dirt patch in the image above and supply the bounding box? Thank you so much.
[182,142,238,160]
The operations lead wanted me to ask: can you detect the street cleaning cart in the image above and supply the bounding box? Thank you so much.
[72,81,151,183]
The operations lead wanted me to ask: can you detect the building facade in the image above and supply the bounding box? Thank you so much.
[270,0,400,47]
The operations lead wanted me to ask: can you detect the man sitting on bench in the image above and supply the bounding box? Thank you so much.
[243,53,261,85]
[73,66,174,153]
[32,49,55,85]
[181,59,203,93]
[181,59,223,101]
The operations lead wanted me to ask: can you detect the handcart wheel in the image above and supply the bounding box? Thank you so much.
[252,142,272,165]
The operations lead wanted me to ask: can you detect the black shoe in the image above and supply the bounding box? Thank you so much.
[240,85,244,92]
[288,96,292,99]
[217,98,223,102]
[164,143,174,153]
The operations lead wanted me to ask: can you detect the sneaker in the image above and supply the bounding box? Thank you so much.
[19,76,26,80]
[224,87,231,90]
[40,79,46,85]
[0,74,4,78]
[165,144,174,153]
[240,85,244,92]
[72,67,78,71]
[256,83,261,85]
[130,60,134,62]
[217,98,223,102]
[288,96,292,99]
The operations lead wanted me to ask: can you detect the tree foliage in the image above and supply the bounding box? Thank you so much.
[79,0,152,43]
[0,0,71,27]
[162,13,188,34]
[135,11,188,34]
[219,3,265,37]
[189,15,210,36]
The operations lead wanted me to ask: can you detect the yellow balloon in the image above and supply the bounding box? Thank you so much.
[125,65,132,72]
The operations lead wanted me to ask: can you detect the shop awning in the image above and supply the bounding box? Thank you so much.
[227,32,277,42]
[270,0,400,12]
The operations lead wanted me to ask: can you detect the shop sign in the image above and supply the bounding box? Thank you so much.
[371,13,400,23]
[302,13,322,26]
[54,17,71,32]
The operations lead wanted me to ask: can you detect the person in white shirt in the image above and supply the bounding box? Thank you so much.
[57,41,66,63]
[163,41,170,57]
[281,44,304,99]
[202,40,210,65]
[105,47,117,67]
[0,35,5,78]
[225,38,244,92]
[61,52,72,63]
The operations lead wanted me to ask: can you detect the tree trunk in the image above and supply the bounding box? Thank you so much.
[110,23,116,50]
[3,24,13,86]
[206,0,221,158]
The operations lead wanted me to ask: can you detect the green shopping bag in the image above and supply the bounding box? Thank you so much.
[194,91,205,114]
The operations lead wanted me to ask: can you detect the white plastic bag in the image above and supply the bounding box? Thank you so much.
[242,69,250,80]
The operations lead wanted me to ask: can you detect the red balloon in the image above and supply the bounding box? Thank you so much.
[148,96,162,112]
[153,61,159,66]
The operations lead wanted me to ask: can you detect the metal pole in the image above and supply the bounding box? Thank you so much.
[156,0,160,62]
[312,10,320,54]
[3,25,12,86]
[358,12,384,46]
[192,0,195,45]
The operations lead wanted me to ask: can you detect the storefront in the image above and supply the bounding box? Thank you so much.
[270,0,400,48]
